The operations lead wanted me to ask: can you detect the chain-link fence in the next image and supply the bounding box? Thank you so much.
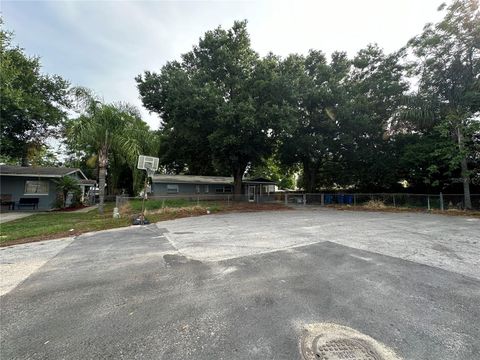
[284,192,480,211]
[115,194,266,216]
[112,192,479,218]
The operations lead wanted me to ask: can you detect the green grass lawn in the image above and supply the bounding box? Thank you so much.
[0,201,221,246]
[0,204,131,245]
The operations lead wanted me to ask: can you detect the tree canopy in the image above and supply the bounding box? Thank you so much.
[2,1,479,209]
[0,25,70,165]
[137,20,291,195]
[136,1,479,207]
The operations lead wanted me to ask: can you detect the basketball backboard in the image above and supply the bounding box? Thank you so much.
[137,155,159,172]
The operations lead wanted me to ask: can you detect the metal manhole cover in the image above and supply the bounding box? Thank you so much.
[300,323,401,360]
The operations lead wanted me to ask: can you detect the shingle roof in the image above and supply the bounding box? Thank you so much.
[0,165,86,178]
[244,177,276,184]
[151,174,276,184]
[152,174,234,185]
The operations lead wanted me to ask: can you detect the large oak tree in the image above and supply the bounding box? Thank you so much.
[137,20,288,196]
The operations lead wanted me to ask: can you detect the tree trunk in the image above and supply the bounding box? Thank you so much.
[233,166,246,200]
[98,147,108,214]
[21,144,29,167]
[303,160,317,193]
[457,126,472,210]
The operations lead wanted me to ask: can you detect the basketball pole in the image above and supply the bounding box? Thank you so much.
[137,155,159,226]
[141,170,147,225]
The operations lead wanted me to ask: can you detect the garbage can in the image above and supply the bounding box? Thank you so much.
[345,195,353,205]
[337,194,344,204]
[325,195,333,204]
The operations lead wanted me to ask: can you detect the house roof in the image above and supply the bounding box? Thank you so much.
[243,177,276,184]
[152,174,234,185]
[0,165,88,179]
[151,174,276,185]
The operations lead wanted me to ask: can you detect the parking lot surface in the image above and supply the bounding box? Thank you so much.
[1,209,479,359]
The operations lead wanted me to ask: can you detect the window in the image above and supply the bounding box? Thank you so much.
[24,180,49,195]
[215,186,232,193]
[166,184,179,193]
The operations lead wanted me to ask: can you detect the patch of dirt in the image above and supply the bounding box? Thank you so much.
[220,202,290,213]
[329,205,480,218]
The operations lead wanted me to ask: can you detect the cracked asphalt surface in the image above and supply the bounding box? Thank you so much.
[1,209,479,359]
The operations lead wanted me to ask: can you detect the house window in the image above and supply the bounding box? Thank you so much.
[215,186,232,193]
[24,180,49,195]
[205,185,209,193]
[166,184,179,193]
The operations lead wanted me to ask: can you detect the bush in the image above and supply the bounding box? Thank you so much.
[364,199,387,209]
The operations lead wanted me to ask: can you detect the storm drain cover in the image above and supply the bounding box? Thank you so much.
[300,323,401,360]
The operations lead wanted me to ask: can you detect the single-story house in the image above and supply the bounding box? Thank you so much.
[0,165,95,210]
[151,175,276,202]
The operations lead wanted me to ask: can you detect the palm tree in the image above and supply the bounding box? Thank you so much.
[67,88,144,214]
[54,176,80,208]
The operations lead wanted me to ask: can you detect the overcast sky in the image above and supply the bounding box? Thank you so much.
[3,0,445,129]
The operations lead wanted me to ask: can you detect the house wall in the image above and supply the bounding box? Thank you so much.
[152,182,233,195]
[0,176,58,210]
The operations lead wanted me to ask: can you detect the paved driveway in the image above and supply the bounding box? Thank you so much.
[1,209,479,359]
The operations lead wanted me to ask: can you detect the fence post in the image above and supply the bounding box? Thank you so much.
[439,192,444,211]
[285,193,288,205]
[353,194,357,207]
[321,193,324,206]
[427,196,431,211]
[303,193,306,206]
[392,194,396,208]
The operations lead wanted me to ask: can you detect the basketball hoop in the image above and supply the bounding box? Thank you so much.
[137,155,159,225]
[137,155,159,172]
[145,166,156,178]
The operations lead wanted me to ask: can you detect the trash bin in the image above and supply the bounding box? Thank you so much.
[345,195,353,205]
[325,195,333,204]
[337,194,344,204]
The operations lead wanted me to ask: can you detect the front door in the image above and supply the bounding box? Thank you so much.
[248,185,255,202]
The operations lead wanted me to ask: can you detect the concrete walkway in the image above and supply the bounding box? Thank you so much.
[69,204,98,213]
[0,212,34,224]
[0,205,98,225]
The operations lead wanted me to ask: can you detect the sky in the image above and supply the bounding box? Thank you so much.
[2,0,446,130]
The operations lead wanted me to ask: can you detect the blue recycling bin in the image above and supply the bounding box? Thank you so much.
[325,195,333,204]
[345,195,353,204]
[337,194,345,204]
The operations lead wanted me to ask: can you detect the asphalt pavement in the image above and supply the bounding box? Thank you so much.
[1,209,479,359]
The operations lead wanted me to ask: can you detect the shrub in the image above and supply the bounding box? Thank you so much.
[364,199,387,209]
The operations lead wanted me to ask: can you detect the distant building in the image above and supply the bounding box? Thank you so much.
[151,175,276,202]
